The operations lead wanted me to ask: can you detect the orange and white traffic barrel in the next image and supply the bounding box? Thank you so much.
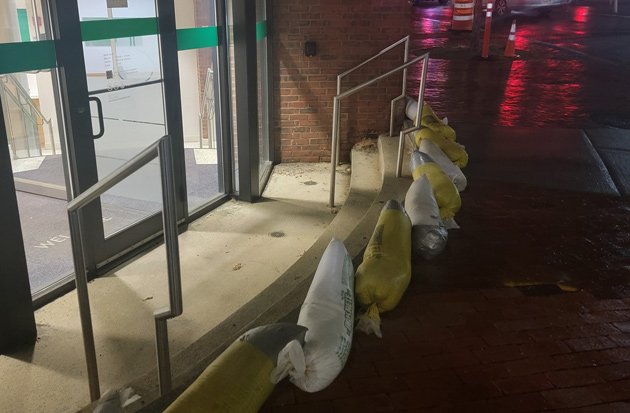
[451,0,475,31]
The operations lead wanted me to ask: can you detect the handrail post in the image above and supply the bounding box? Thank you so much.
[329,52,430,203]
[330,97,341,207]
[68,208,101,401]
[396,55,429,178]
[67,135,183,401]
[389,37,410,137]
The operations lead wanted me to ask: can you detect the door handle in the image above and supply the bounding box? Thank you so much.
[88,96,105,139]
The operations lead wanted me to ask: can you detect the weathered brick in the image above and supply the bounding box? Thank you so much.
[489,392,551,412]
[273,0,409,162]
[546,366,605,388]
[272,400,335,413]
[541,386,603,409]
[519,340,572,357]
[332,394,395,412]
[593,379,630,403]
[505,356,559,376]
[473,344,527,364]
[613,321,630,333]
[494,373,555,395]
[566,336,618,352]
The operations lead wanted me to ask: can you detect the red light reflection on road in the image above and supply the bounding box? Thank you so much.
[573,6,589,23]
[499,58,584,127]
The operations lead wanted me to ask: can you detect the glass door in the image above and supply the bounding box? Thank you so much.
[50,0,186,270]
[79,1,167,241]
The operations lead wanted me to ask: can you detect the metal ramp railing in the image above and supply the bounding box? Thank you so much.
[198,68,216,149]
[67,135,182,401]
[333,36,410,165]
[0,73,56,159]
[329,42,430,207]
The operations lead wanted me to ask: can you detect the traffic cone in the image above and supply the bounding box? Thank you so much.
[504,19,516,57]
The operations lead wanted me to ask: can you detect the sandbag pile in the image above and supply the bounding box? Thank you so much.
[405,175,448,260]
[272,239,354,393]
[164,324,307,413]
[410,150,461,222]
[406,99,457,142]
[162,99,471,409]
[355,200,412,338]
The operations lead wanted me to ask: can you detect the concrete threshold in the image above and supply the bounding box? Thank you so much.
[0,162,354,413]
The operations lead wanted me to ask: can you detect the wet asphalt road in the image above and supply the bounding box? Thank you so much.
[408,0,630,298]
[408,0,630,128]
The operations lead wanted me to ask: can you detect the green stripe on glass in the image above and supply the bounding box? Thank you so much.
[17,9,31,42]
[176,26,219,51]
[80,17,158,42]
[0,41,56,74]
[256,21,267,41]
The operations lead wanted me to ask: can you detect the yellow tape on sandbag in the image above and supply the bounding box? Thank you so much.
[415,128,469,168]
[412,162,461,220]
[165,324,306,413]
[355,200,411,338]
[421,102,457,142]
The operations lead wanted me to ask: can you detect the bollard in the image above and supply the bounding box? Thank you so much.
[481,2,493,59]
[451,0,475,31]
[504,19,516,57]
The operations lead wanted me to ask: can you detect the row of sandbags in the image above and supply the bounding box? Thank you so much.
[163,100,469,412]
[355,98,470,338]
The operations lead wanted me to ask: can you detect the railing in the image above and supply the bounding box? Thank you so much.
[329,52,430,207]
[0,74,56,158]
[199,68,216,149]
[334,36,410,165]
[67,135,182,402]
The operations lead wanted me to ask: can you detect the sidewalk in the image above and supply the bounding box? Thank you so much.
[262,125,630,412]
[264,289,630,412]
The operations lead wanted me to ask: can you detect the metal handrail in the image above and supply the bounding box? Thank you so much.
[3,74,50,125]
[67,135,182,401]
[396,55,429,178]
[329,52,430,207]
[0,74,56,156]
[334,36,410,164]
[198,68,216,149]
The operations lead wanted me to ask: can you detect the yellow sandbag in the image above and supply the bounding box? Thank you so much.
[411,153,461,220]
[415,128,469,168]
[421,102,457,141]
[165,324,307,413]
[355,200,411,338]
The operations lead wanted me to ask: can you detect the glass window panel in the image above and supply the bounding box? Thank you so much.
[175,0,223,213]
[1,0,72,294]
[256,0,269,180]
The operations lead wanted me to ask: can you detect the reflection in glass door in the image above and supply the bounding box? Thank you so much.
[256,0,271,182]
[0,0,74,295]
[78,0,166,238]
[175,0,225,212]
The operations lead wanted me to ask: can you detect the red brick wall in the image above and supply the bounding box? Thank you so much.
[272,0,411,163]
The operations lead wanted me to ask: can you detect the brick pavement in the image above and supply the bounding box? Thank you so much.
[262,289,630,412]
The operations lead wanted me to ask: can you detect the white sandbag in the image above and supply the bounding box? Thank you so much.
[406,98,419,121]
[419,138,467,192]
[272,239,354,393]
[405,98,448,125]
[404,175,448,259]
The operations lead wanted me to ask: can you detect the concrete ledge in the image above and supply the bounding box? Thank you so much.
[111,137,413,412]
